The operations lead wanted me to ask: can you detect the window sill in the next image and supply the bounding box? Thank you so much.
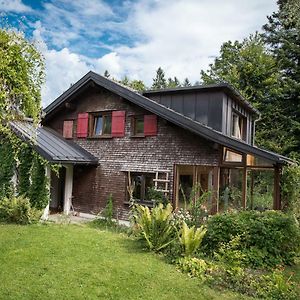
[130,134,145,138]
[87,135,113,139]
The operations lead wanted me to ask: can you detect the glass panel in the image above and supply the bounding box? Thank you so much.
[224,148,243,163]
[103,115,112,135]
[94,116,103,136]
[247,169,274,210]
[232,113,241,139]
[135,116,144,135]
[132,173,155,201]
[246,154,273,167]
[219,168,243,212]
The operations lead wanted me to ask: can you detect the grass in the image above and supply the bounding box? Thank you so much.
[0,223,250,300]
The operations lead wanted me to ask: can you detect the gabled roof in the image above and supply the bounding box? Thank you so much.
[44,71,293,164]
[11,121,98,165]
[143,83,260,116]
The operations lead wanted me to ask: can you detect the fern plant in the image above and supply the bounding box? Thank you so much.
[179,221,207,257]
[133,203,175,252]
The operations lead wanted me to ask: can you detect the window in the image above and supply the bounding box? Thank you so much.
[223,147,243,163]
[231,112,246,140]
[91,113,112,136]
[131,173,155,202]
[131,114,157,137]
[133,115,144,136]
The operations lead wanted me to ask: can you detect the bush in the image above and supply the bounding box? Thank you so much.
[132,203,175,252]
[203,210,300,267]
[0,196,41,225]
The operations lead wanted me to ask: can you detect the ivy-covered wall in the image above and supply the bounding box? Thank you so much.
[0,136,50,210]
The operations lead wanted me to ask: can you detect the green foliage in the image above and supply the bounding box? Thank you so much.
[102,193,114,225]
[132,203,175,251]
[203,210,300,267]
[17,144,34,197]
[167,77,181,88]
[0,28,44,127]
[146,187,169,207]
[178,221,207,257]
[0,137,14,199]
[29,155,49,210]
[151,67,167,90]
[263,0,300,159]
[177,257,208,282]
[177,257,298,299]
[0,196,41,224]
[282,164,300,221]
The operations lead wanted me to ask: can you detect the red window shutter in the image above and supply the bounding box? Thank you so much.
[77,113,89,138]
[144,114,157,136]
[111,111,126,137]
[63,120,73,138]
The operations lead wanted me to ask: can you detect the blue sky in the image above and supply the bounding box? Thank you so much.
[0,0,278,106]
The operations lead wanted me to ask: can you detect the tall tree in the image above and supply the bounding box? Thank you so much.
[200,33,296,155]
[0,29,44,128]
[151,67,167,90]
[263,0,300,158]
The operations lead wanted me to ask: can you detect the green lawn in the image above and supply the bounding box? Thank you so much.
[0,223,250,300]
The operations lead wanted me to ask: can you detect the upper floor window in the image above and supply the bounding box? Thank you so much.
[132,115,144,136]
[92,113,112,137]
[231,112,246,141]
[131,114,158,137]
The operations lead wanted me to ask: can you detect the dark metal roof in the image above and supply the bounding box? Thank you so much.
[143,83,260,116]
[43,71,293,165]
[10,121,98,164]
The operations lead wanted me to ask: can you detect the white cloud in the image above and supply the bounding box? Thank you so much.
[0,0,32,13]
[30,0,278,106]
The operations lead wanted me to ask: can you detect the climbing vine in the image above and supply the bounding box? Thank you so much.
[0,136,15,199]
[28,154,50,210]
[17,144,34,197]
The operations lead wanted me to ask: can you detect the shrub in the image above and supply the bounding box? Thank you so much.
[0,196,41,225]
[203,210,300,267]
[178,221,207,257]
[177,257,298,299]
[132,203,175,252]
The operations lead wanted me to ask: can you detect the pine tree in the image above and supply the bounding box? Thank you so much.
[183,78,191,87]
[263,0,300,158]
[151,67,167,90]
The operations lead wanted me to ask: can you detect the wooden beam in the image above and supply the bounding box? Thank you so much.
[242,167,247,209]
[273,165,281,210]
[211,167,220,214]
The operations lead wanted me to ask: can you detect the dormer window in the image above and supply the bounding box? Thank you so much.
[231,112,246,141]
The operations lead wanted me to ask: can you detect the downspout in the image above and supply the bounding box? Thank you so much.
[252,113,261,146]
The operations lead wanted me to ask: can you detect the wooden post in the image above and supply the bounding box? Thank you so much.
[41,165,51,220]
[273,165,281,210]
[250,170,254,210]
[242,167,247,209]
[211,167,220,214]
